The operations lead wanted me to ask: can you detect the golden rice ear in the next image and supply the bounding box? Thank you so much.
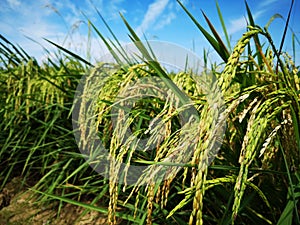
[146,183,155,225]
[108,180,118,225]
[219,27,262,94]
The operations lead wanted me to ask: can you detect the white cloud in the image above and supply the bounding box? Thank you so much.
[227,16,247,35]
[0,0,127,64]
[0,0,78,61]
[259,0,279,8]
[155,12,176,30]
[136,0,169,36]
[81,0,125,21]
[0,0,136,63]
[227,8,266,35]
[226,0,280,36]
[7,0,21,8]
[1,1,61,38]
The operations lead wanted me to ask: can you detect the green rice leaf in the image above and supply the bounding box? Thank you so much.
[44,38,93,67]
[245,1,263,66]
[177,0,229,62]
[265,14,283,30]
[215,0,231,51]
[201,10,230,61]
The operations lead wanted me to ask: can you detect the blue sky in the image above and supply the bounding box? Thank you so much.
[1,0,299,65]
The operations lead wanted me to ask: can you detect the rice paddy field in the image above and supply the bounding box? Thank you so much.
[0,1,299,225]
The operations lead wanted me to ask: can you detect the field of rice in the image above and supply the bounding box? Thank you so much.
[0,1,299,225]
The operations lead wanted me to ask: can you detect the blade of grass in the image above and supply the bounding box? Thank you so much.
[44,38,93,67]
[93,6,132,62]
[83,8,132,66]
[292,33,296,63]
[275,0,294,73]
[245,1,263,67]
[215,0,231,51]
[0,34,28,63]
[119,13,192,106]
[31,189,160,224]
[201,10,230,61]
[278,137,300,224]
[0,41,21,66]
[177,0,229,62]
[86,19,124,65]
[277,200,297,225]
[265,14,283,30]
